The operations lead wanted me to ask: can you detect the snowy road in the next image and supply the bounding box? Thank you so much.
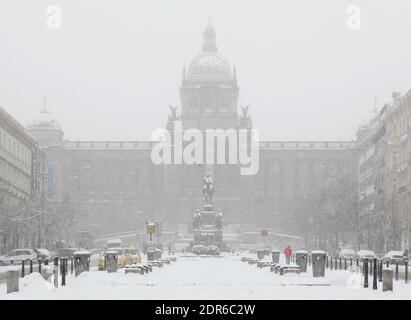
[1,253,410,299]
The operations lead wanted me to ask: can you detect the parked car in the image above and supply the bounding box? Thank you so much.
[0,249,37,265]
[383,251,406,265]
[206,245,220,256]
[98,247,141,270]
[339,248,356,259]
[356,250,376,261]
[33,248,51,261]
[192,244,207,255]
[54,248,87,259]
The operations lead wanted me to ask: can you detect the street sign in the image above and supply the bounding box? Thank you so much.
[147,223,156,234]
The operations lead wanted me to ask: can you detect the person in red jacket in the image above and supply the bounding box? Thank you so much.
[284,245,292,265]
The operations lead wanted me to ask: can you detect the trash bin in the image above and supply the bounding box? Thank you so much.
[257,249,265,260]
[271,250,280,264]
[295,250,308,273]
[106,250,118,273]
[311,250,326,277]
[73,250,90,277]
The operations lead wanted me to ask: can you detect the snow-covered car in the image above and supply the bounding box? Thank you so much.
[383,251,406,265]
[192,244,207,255]
[54,248,87,258]
[89,249,102,255]
[0,249,37,265]
[356,250,376,261]
[33,248,51,261]
[338,248,356,259]
[206,245,220,256]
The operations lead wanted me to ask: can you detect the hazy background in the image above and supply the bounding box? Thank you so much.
[1,0,410,141]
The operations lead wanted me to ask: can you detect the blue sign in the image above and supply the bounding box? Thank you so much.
[47,166,54,199]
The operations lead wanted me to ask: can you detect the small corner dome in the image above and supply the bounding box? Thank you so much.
[28,107,62,130]
[358,108,379,132]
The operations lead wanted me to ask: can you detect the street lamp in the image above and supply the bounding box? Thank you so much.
[71,166,92,246]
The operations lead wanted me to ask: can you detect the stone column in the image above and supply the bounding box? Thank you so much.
[7,270,19,294]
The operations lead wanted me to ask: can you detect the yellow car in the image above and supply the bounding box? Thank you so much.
[98,247,141,270]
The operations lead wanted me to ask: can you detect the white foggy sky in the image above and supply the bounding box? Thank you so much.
[1,0,410,141]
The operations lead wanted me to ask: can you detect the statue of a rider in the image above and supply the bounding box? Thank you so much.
[202,172,214,205]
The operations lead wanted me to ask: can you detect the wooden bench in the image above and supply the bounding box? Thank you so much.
[257,262,274,269]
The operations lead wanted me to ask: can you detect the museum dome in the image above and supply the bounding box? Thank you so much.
[187,21,232,82]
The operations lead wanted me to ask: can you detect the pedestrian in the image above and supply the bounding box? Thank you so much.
[284,245,292,265]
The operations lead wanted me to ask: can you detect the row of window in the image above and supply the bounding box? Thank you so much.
[0,128,32,168]
[0,159,31,194]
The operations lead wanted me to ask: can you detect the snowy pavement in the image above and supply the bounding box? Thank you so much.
[1,253,410,299]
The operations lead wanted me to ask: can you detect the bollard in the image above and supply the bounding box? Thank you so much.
[308,254,311,266]
[54,257,59,288]
[38,259,42,274]
[344,258,347,270]
[373,258,378,290]
[379,260,383,282]
[395,261,399,281]
[71,257,74,274]
[386,260,389,268]
[30,259,33,274]
[330,257,333,270]
[61,258,66,286]
[382,269,393,292]
[339,258,342,270]
[21,260,25,278]
[335,257,338,270]
[364,258,369,288]
[7,270,19,294]
[350,258,353,267]
[44,259,49,266]
[356,258,359,267]
[326,256,328,269]
[405,259,408,284]
[370,260,373,275]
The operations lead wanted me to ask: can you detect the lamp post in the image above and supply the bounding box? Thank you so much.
[72,166,91,246]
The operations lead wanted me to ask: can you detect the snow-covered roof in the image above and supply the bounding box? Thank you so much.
[356,250,376,257]
[107,239,122,244]
[311,250,326,254]
[73,250,90,255]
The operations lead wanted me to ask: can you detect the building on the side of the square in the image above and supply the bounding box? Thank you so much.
[0,106,48,253]
[356,99,387,252]
[384,90,411,251]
